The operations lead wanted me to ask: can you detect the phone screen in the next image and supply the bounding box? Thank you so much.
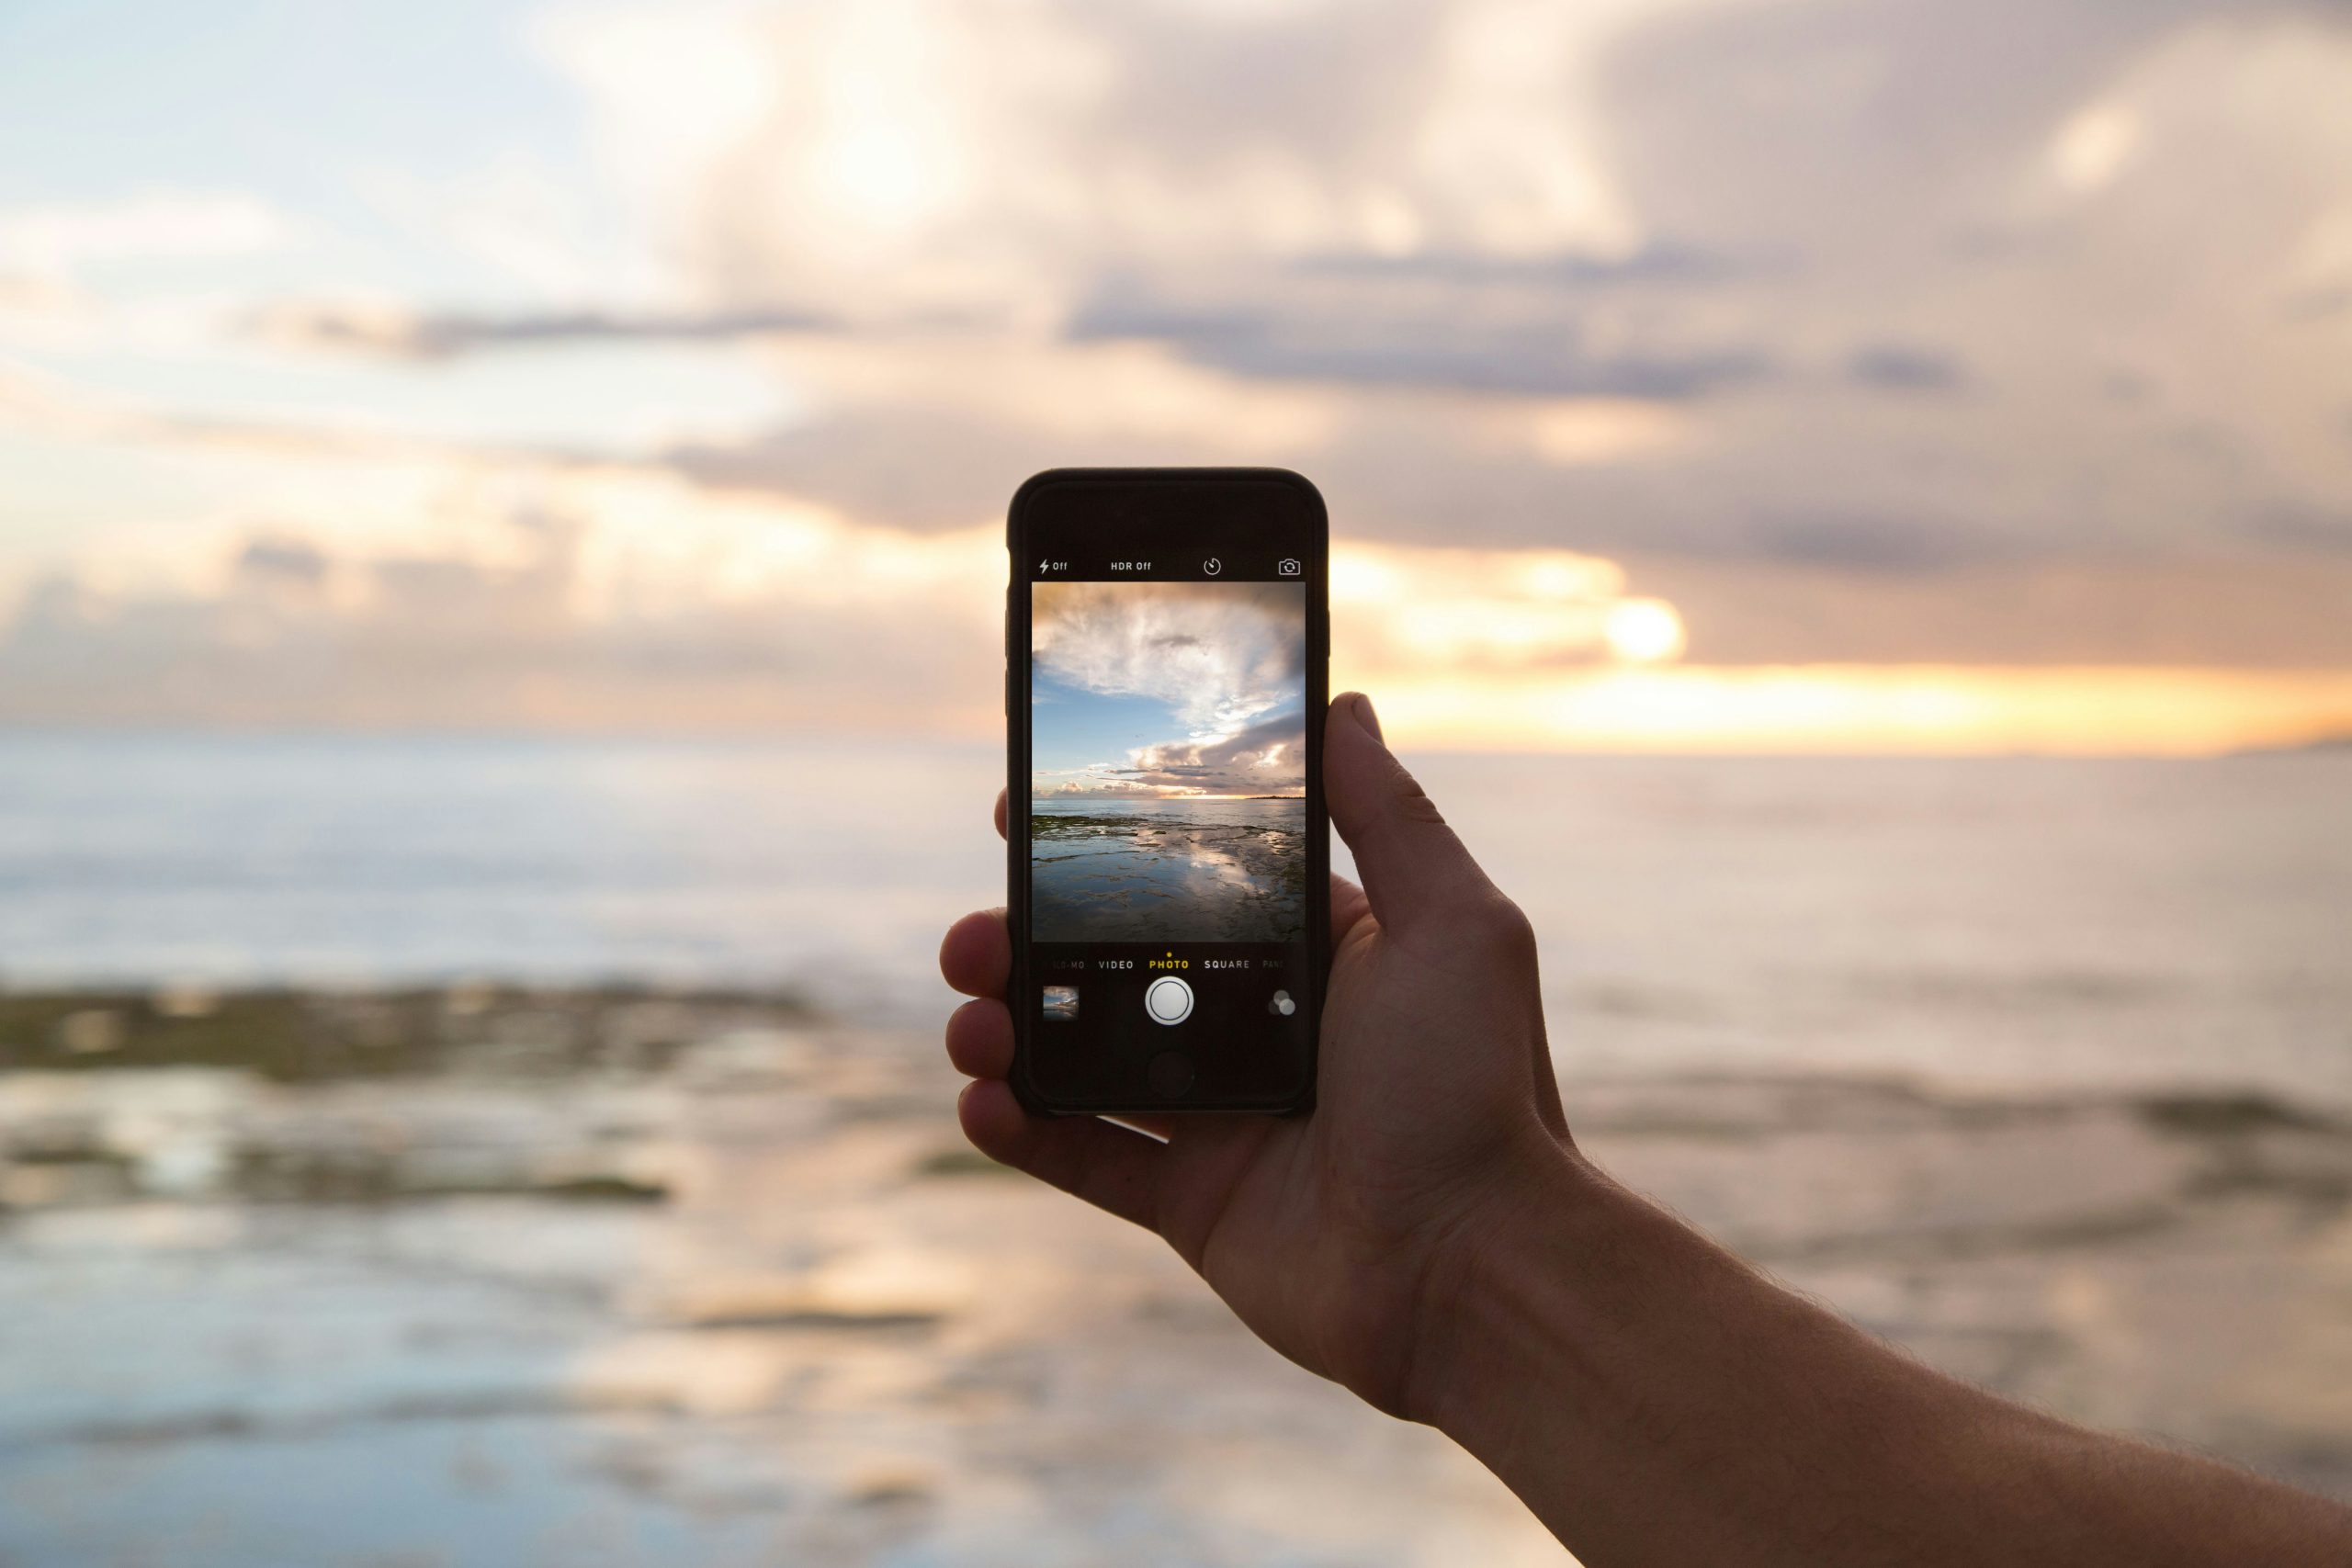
[1009,471,1327,1111]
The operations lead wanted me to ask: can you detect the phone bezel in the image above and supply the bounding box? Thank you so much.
[1005,467,1329,1116]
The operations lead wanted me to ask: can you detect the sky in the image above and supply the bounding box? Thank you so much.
[5,0,2352,751]
[1032,580,1307,798]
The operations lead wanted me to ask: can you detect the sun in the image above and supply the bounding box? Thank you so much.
[1603,598,1688,664]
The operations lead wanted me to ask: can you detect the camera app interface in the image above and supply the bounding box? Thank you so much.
[1028,558,1312,1088]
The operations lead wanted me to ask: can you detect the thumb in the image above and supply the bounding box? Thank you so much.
[1324,692,1498,935]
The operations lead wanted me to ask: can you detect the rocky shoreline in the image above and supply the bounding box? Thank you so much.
[1029,813,1308,942]
[0,984,816,1079]
[1,988,2347,1562]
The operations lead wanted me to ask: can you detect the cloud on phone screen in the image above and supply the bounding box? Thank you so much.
[1033,581,1306,797]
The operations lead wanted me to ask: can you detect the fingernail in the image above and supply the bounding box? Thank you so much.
[1350,691,1384,743]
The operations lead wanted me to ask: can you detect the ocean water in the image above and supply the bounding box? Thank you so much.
[0,731,1003,1010]
[3,733,2350,1565]
[1030,796,1304,820]
[3,732,2346,1102]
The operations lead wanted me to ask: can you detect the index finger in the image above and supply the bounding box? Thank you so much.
[940,908,1010,999]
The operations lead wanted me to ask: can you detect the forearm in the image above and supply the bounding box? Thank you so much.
[1412,1147,2352,1567]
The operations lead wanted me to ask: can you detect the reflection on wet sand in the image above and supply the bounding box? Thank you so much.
[1031,802,1307,942]
[2,991,2350,1564]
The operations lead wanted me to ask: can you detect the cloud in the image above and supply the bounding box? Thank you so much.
[16,0,2352,716]
[1033,579,1304,734]
[246,300,838,361]
[234,536,332,589]
[1285,243,1754,288]
[1742,509,1993,572]
[12,473,2352,750]
[664,402,1101,532]
[0,478,1004,732]
[0,271,83,321]
[163,0,2352,591]
[535,0,1668,324]
[1119,711,1308,795]
[0,191,293,279]
[533,0,2352,583]
[1066,287,1776,400]
[1845,344,1971,394]
[1028,575,1310,792]
[1611,549,2352,666]
[0,471,1711,735]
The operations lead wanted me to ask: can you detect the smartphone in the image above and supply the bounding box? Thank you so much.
[1006,468,1329,1115]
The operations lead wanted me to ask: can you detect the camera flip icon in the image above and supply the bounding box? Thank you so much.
[1278,558,1301,577]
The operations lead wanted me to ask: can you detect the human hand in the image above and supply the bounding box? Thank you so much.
[952,694,2352,1566]
[939,691,1579,1418]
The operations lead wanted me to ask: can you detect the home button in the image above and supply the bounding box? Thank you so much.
[1148,1050,1195,1099]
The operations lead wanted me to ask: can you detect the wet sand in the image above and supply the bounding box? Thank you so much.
[3,991,2350,1565]
[1030,808,1307,942]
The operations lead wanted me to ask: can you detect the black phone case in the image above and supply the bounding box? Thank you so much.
[1005,468,1329,1117]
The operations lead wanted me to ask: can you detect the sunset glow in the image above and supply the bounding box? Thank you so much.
[1366,666,2352,757]
[4,0,2349,754]
[1602,599,1688,665]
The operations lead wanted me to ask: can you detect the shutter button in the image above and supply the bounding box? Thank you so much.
[1145,976,1193,1024]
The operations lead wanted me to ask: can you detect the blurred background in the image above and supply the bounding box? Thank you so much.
[3,1,2350,1562]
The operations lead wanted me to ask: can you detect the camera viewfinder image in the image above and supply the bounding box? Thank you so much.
[1030,580,1307,942]
[1042,985,1079,1021]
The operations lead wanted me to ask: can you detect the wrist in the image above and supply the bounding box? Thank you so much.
[1396,1133,1960,1563]
[1397,1129,1624,1432]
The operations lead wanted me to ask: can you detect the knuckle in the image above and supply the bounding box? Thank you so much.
[1474,896,1539,961]
[1385,761,1448,829]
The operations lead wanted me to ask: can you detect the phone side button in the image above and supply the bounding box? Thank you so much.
[1148,1050,1195,1100]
